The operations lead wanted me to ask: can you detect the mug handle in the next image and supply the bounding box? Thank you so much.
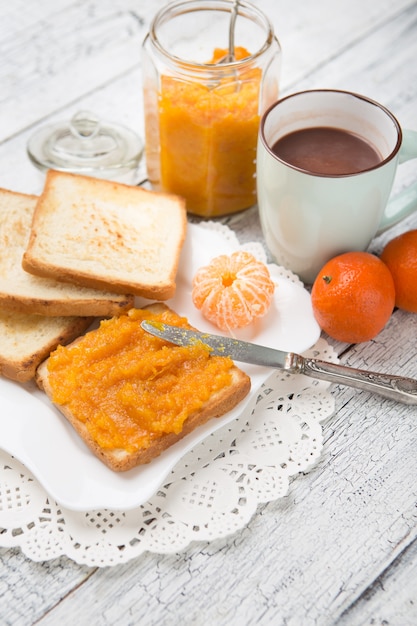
[377,128,417,234]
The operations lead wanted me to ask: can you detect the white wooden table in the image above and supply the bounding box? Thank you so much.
[1,1,417,624]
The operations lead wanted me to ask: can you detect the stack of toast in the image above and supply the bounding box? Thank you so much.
[0,170,187,381]
[1,170,251,470]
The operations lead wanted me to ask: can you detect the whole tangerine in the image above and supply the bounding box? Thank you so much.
[380,229,417,313]
[311,251,395,343]
[192,250,275,331]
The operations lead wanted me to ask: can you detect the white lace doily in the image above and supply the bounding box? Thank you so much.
[0,337,336,567]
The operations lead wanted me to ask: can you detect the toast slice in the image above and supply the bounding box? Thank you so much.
[0,310,92,382]
[0,187,134,316]
[23,171,187,300]
[36,304,251,471]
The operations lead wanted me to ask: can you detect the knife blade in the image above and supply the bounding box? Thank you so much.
[141,320,417,405]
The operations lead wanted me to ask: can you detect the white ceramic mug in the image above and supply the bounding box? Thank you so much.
[257,89,417,283]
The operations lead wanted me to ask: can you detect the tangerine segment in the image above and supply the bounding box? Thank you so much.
[192,251,275,331]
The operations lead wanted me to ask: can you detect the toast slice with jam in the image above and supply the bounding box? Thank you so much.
[36,304,251,471]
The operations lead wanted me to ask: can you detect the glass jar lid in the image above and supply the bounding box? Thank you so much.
[27,110,144,180]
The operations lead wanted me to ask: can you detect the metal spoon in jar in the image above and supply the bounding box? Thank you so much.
[216,0,241,63]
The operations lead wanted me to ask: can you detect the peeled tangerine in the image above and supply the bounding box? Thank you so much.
[192,251,275,331]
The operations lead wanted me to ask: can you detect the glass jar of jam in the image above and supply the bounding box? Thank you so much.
[142,0,281,217]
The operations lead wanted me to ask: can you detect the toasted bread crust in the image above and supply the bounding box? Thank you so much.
[1,315,93,382]
[36,304,251,471]
[21,261,176,300]
[0,292,134,317]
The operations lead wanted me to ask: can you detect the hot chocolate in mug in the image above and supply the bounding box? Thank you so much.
[256,89,417,283]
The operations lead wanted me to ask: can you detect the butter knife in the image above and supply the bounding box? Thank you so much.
[141,321,417,405]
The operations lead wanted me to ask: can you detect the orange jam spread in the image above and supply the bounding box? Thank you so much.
[157,47,262,217]
[46,308,235,454]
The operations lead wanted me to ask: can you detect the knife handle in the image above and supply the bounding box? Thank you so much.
[301,358,417,405]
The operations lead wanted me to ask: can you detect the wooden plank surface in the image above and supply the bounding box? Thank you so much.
[1,1,417,624]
